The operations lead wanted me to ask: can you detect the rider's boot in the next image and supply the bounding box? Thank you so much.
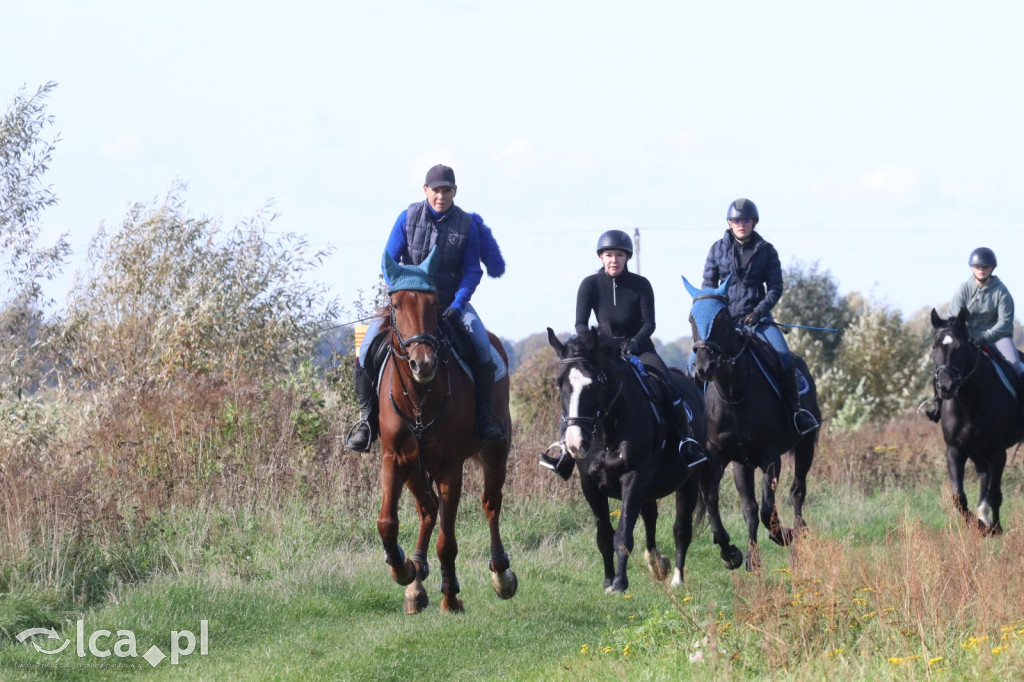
[474,361,505,443]
[668,397,708,467]
[539,449,574,480]
[344,363,378,452]
[784,366,819,435]
[924,392,942,423]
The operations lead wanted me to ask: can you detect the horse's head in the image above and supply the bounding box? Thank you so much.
[384,249,441,384]
[547,327,618,459]
[683,275,738,382]
[930,307,975,399]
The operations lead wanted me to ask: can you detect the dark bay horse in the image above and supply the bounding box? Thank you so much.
[684,276,819,571]
[929,308,1024,533]
[546,328,742,593]
[376,249,517,614]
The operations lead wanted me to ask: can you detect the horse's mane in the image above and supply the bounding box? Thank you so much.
[557,328,622,382]
[932,314,969,343]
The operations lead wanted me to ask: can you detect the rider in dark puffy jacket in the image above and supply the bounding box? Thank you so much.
[701,198,819,435]
[539,230,707,479]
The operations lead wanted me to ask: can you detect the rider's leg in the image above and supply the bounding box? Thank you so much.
[994,337,1024,376]
[759,323,819,435]
[462,304,505,442]
[345,318,384,452]
[637,351,707,467]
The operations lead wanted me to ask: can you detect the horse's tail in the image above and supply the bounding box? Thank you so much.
[694,487,709,530]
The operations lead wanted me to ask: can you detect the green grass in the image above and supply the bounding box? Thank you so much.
[3,471,1024,680]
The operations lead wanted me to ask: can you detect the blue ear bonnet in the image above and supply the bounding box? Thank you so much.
[690,297,725,340]
[682,274,732,341]
[382,248,439,294]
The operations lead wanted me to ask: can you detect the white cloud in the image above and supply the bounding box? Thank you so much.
[860,166,921,197]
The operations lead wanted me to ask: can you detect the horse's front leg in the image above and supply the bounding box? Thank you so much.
[640,500,670,582]
[698,455,743,570]
[579,470,616,590]
[945,446,970,523]
[435,468,465,613]
[975,449,1006,535]
[733,463,761,571]
[761,458,793,546]
[478,443,518,600]
[609,471,647,593]
[377,451,417,587]
[401,463,439,614]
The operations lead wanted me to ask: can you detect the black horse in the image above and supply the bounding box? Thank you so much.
[684,276,819,571]
[928,308,1024,534]
[546,328,742,594]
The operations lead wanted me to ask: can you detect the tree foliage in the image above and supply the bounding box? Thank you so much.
[817,302,931,428]
[0,82,71,398]
[774,261,854,377]
[57,184,340,388]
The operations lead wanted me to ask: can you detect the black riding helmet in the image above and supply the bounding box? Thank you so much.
[968,247,997,268]
[727,198,759,227]
[596,230,633,257]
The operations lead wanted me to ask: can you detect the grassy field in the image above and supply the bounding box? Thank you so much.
[3,378,1024,680]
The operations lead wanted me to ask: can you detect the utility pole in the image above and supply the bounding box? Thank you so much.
[633,227,641,275]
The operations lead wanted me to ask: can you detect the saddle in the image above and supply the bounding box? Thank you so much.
[744,331,810,398]
[979,345,1021,402]
[364,319,507,388]
[624,357,692,428]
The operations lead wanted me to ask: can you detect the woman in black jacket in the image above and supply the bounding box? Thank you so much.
[540,230,705,478]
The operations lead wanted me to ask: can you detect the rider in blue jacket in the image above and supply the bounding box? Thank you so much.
[344,164,505,452]
[701,198,819,435]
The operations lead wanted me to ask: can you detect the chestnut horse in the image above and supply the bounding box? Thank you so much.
[929,308,1024,533]
[376,249,517,614]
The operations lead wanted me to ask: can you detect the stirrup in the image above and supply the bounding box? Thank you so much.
[678,438,708,467]
[344,419,374,452]
[538,443,573,480]
[792,409,819,436]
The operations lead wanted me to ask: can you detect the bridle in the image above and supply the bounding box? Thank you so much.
[690,296,751,370]
[389,301,443,361]
[933,327,981,399]
[386,297,451,441]
[558,354,624,442]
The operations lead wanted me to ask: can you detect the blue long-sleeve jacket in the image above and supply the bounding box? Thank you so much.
[382,204,483,311]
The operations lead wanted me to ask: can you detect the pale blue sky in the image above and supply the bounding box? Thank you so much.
[4,1,1023,341]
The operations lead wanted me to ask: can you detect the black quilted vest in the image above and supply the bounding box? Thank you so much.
[402,200,472,307]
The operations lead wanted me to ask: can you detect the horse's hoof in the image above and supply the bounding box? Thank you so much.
[492,569,518,600]
[722,546,744,571]
[441,596,465,614]
[403,581,429,614]
[670,568,684,587]
[771,527,795,546]
[745,552,761,573]
[605,578,628,594]
[645,550,671,581]
[389,557,417,586]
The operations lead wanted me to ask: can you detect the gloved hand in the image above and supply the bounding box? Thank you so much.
[743,311,761,327]
[620,338,639,357]
[443,306,464,326]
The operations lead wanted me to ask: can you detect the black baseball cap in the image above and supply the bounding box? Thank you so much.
[424,164,456,189]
